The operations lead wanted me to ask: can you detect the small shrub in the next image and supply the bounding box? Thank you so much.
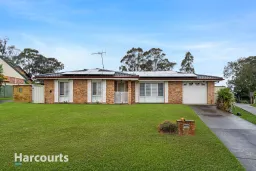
[158,121,178,134]
[216,88,234,112]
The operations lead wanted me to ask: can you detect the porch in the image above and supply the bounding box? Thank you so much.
[114,80,129,104]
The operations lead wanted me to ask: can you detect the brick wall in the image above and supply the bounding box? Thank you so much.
[106,80,115,104]
[13,85,32,102]
[7,77,25,84]
[128,81,132,104]
[168,81,183,104]
[73,80,87,103]
[44,80,54,104]
[207,81,215,104]
[131,81,135,104]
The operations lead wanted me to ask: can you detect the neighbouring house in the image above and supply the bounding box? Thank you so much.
[0,57,32,85]
[0,57,32,98]
[35,68,223,105]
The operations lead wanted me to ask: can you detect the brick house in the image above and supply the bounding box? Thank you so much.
[35,68,223,104]
[0,57,32,85]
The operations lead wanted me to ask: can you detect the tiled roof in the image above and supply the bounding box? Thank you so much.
[196,74,224,80]
[0,56,32,83]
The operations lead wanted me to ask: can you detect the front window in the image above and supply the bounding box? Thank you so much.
[59,82,69,96]
[140,83,164,97]
[92,81,102,96]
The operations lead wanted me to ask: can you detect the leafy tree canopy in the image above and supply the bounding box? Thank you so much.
[180,51,195,73]
[224,56,256,99]
[120,47,176,71]
[12,48,64,77]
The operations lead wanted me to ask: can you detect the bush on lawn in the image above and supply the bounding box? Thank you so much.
[216,88,234,112]
[158,121,178,134]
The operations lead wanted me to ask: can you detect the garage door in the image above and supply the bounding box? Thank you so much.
[182,82,207,104]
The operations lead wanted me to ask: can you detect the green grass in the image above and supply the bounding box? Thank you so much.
[232,106,256,125]
[0,97,12,100]
[251,104,256,107]
[0,103,244,171]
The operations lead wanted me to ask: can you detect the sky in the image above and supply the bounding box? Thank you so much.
[0,0,256,86]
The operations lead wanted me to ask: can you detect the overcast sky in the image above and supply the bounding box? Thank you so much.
[1,0,256,86]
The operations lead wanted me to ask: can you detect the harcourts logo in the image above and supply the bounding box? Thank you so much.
[14,153,69,165]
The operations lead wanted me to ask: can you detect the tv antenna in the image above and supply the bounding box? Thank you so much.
[92,51,106,69]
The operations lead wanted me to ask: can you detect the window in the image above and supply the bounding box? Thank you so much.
[59,82,69,96]
[145,83,151,96]
[18,88,22,93]
[92,81,102,96]
[158,83,163,96]
[140,83,145,96]
[140,83,164,97]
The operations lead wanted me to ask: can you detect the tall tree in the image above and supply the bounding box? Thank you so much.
[12,48,64,76]
[224,56,256,101]
[180,52,195,73]
[0,38,20,60]
[0,64,4,86]
[120,47,144,71]
[143,48,176,71]
[120,47,176,71]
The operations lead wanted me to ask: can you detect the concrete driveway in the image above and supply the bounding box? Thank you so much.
[234,103,256,116]
[191,105,256,171]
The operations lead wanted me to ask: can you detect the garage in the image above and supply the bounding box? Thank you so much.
[182,82,207,104]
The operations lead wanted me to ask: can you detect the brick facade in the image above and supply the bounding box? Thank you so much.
[44,80,54,104]
[128,81,132,104]
[106,80,115,104]
[168,81,183,104]
[73,80,87,103]
[131,81,135,104]
[207,81,215,105]
[13,85,32,102]
[7,76,25,84]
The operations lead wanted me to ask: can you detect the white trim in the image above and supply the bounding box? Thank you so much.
[54,80,59,102]
[102,80,106,103]
[69,80,73,102]
[87,80,91,103]
[135,81,139,103]
[164,82,168,103]
[38,78,139,80]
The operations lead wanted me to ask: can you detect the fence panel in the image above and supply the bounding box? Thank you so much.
[0,85,13,98]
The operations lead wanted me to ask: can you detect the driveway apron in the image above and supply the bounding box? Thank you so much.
[191,105,256,171]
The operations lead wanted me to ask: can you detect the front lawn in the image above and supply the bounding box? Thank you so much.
[0,97,12,100]
[0,103,244,171]
[232,106,256,125]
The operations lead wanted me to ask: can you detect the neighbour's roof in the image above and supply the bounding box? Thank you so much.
[35,68,224,81]
[0,56,32,83]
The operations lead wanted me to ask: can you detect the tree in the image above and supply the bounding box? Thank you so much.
[0,38,20,60]
[143,48,176,71]
[180,52,195,73]
[120,47,176,71]
[0,64,4,86]
[119,47,144,71]
[224,56,256,102]
[12,48,64,76]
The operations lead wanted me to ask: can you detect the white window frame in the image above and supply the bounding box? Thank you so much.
[139,82,164,97]
[59,81,69,97]
[92,80,102,96]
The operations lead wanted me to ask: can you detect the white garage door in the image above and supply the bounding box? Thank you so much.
[182,82,207,104]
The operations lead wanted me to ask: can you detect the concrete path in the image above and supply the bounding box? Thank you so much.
[191,105,256,171]
[234,103,256,116]
[0,100,13,104]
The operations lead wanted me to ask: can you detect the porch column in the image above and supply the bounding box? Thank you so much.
[128,81,132,104]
